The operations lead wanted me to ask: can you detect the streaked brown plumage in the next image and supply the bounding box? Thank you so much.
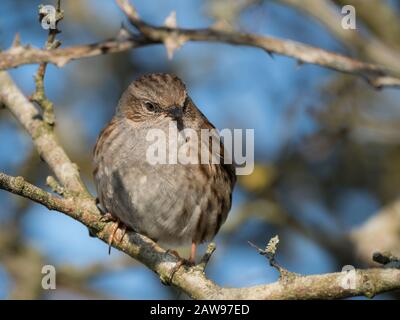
[93,73,236,263]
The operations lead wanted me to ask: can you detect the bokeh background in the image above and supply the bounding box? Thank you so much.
[1,0,400,299]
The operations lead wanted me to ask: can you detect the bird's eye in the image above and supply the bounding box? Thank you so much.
[144,101,157,112]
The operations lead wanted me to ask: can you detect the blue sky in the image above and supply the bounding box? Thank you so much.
[0,0,394,299]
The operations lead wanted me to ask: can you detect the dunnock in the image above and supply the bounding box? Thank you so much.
[93,73,236,264]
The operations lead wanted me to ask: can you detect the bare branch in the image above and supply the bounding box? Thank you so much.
[30,1,64,126]
[0,36,147,70]
[117,0,400,89]
[1,2,400,299]
[0,173,73,213]
[0,71,89,195]
[0,0,399,89]
[1,169,400,299]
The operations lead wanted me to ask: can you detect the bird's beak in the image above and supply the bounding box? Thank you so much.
[168,106,183,119]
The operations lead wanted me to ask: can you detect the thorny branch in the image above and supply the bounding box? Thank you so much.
[0,0,399,89]
[116,0,400,89]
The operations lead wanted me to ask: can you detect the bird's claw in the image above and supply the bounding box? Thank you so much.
[102,215,127,255]
[163,251,195,285]
[100,212,116,223]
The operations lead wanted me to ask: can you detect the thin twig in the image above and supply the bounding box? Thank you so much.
[30,1,64,125]
[115,0,400,89]
[0,1,399,89]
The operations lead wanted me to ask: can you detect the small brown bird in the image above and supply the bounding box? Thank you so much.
[93,73,236,264]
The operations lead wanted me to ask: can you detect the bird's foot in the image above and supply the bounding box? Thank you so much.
[164,255,195,286]
[99,213,127,255]
[164,243,197,285]
[166,249,196,266]
[99,212,116,223]
[88,198,109,237]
